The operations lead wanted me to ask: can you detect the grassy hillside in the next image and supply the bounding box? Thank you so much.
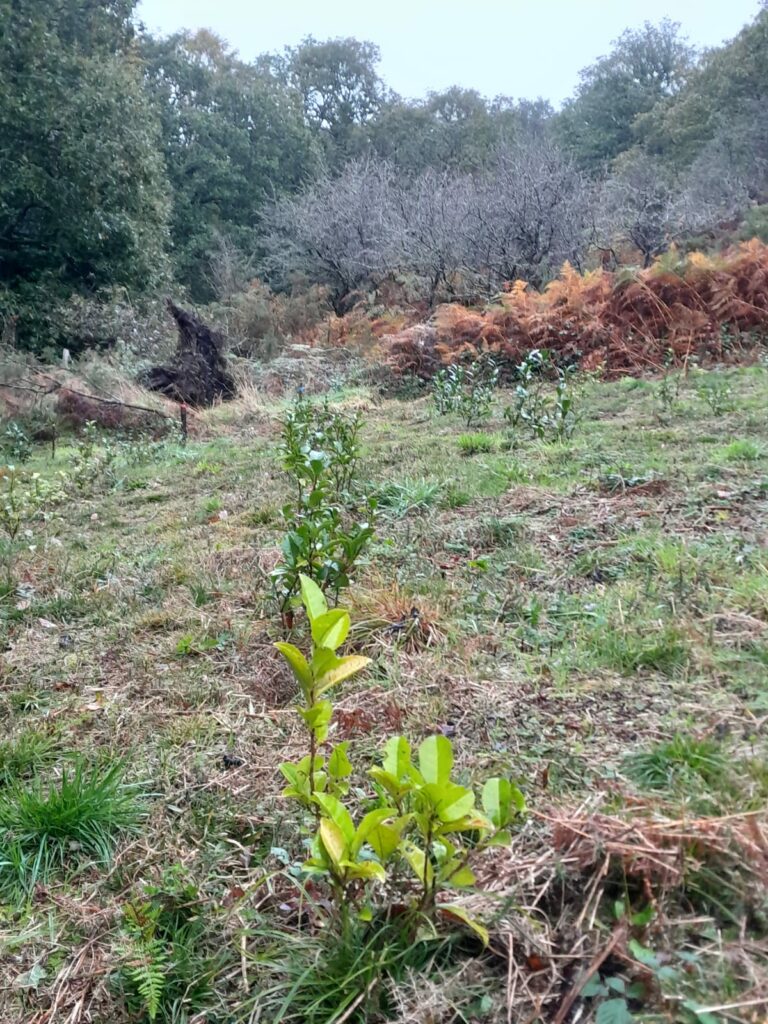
[1,364,767,1023]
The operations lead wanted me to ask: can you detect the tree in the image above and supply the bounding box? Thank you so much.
[470,137,592,288]
[260,158,396,313]
[557,20,695,171]
[271,36,387,165]
[0,0,170,348]
[141,30,318,301]
[638,9,768,168]
[597,151,680,266]
[390,169,476,302]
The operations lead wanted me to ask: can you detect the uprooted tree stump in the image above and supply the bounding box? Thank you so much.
[143,300,236,407]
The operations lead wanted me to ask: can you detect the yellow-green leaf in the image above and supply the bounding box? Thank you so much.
[315,654,371,694]
[438,904,489,945]
[314,793,355,843]
[382,736,412,779]
[418,735,453,786]
[318,818,347,868]
[311,609,350,650]
[402,841,433,887]
[273,642,311,692]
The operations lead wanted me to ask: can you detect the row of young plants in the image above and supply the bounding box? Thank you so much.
[432,350,580,441]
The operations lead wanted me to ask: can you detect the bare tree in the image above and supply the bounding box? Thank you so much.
[389,169,476,303]
[260,158,396,313]
[597,150,679,266]
[470,137,592,289]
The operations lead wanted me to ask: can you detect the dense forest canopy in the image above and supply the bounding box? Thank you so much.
[1,0,767,349]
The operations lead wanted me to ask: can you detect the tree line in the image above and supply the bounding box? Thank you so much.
[1,1,767,349]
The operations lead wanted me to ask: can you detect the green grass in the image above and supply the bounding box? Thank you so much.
[623,734,730,793]
[0,758,145,898]
[457,431,501,455]
[0,729,60,787]
[374,477,442,516]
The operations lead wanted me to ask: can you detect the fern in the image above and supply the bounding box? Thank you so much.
[121,901,168,1022]
[127,937,167,1021]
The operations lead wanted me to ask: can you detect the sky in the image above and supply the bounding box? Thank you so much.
[136,0,761,106]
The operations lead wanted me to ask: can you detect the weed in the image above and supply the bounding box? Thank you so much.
[720,439,761,462]
[0,729,60,787]
[375,477,441,517]
[0,758,144,897]
[457,432,499,455]
[623,734,730,793]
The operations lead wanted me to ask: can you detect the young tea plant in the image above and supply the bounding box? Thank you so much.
[271,398,375,618]
[274,575,525,942]
[504,350,579,441]
[0,466,65,587]
[432,355,499,426]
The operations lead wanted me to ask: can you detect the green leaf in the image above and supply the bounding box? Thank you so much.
[422,782,476,823]
[382,736,412,779]
[314,793,355,844]
[351,808,397,855]
[630,904,654,927]
[311,609,350,650]
[437,904,489,946]
[273,642,312,693]
[340,859,387,882]
[318,818,347,868]
[327,742,352,780]
[298,700,333,742]
[628,938,659,968]
[482,778,508,827]
[365,820,409,861]
[369,767,410,800]
[484,829,512,846]
[681,1001,720,1024]
[441,862,476,887]
[595,998,634,1024]
[418,735,453,786]
[299,574,327,624]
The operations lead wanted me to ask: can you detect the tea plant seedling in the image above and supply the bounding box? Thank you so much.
[274,576,525,941]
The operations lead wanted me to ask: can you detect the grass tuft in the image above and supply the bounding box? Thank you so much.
[0,757,145,897]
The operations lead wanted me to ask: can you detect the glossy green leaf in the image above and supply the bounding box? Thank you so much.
[299,573,327,624]
[311,608,350,650]
[314,793,355,844]
[422,781,475,823]
[327,742,352,780]
[298,700,332,741]
[418,734,453,786]
[482,778,526,826]
[350,808,396,855]
[382,735,412,779]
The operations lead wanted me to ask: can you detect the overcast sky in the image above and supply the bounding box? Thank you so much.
[136,0,761,106]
